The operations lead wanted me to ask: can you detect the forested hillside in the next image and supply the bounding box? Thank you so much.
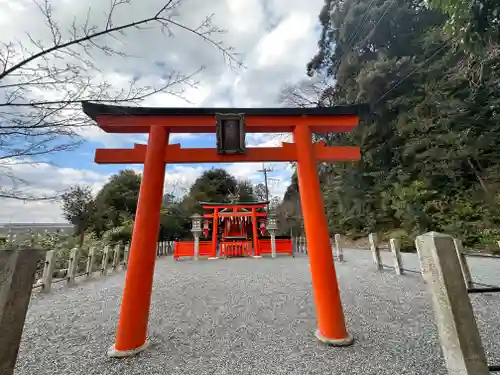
[278,0,500,250]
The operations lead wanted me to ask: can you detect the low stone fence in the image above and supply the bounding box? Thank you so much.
[416,232,500,374]
[292,232,500,277]
[32,241,175,293]
[293,234,344,261]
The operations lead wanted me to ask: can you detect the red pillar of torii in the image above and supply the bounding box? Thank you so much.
[82,102,363,357]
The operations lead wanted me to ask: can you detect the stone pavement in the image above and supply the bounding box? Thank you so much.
[14,249,500,375]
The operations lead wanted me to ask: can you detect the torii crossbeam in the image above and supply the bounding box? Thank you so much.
[82,102,364,358]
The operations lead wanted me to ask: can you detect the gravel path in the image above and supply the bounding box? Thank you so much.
[14,249,500,375]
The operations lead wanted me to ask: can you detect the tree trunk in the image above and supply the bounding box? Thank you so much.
[467,158,492,199]
[78,232,85,249]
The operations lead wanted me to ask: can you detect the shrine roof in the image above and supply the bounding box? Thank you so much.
[199,201,268,208]
[82,102,366,119]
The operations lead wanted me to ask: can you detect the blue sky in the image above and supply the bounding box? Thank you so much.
[0,0,325,222]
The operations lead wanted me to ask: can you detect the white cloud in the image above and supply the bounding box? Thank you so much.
[164,165,205,196]
[256,13,313,68]
[0,161,293,222]
[225,161,292,200]
[225,0,265,34]
[0,162,110,223]
[0,0,322,222]
[246,133,292,147]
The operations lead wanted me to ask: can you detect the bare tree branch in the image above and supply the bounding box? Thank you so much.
[0,0,240,80]
[279,75,337,108]
[0,0,242,201]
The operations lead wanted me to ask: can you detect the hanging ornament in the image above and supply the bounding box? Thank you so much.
[203,220,209,237]
[259,221,266,236]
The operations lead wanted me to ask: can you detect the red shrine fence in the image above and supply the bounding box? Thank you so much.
[173,239,293,260]
[220,241,252,257]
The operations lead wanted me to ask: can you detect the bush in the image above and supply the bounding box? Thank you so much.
[476,228,500,254]
[383,229,415,253]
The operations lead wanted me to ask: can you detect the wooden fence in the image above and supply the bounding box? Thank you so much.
[32,241,175,292]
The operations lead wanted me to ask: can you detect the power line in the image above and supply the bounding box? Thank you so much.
[357,0,397,48]
[343,0,381,51]
[376,42,449,104]
[328,0,398,79]
[258,163,273,205]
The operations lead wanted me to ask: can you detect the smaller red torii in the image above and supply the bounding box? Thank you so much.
[173,201,274,260]
[201,201,267,258]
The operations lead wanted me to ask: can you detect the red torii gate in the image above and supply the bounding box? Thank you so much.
[82,102,362,357]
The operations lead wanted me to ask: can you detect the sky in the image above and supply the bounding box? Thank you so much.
[0,0,325,223]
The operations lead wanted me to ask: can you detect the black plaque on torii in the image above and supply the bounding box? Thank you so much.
[215,113,246,155]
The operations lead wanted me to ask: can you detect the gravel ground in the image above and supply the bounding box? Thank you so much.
[14,249,500,375]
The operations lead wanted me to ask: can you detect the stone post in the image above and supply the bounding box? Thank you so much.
[7,228,13,246]
[369,233,382,270]
[191,214,202,261]
[41,250,55,293]
[270,231,277,258]
[123,245,130,270]
[30,231,35,247]
[267,214,278,259]
[453,238,473,289]
[101,246,110,276]
[193,233,200,261]
[0,248,45,375]
[389,238,403,275]
[417,232,489,375]
[414,237,426,276]
[86,247,95,280]
[335,233,344,262]
[112,245,121,272]
[67,247,79,285]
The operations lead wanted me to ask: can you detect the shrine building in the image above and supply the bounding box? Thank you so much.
[174,200,292,260]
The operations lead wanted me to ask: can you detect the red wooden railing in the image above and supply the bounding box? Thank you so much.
[199,242,213,257]
[173,238,293,259]
[174,241,213,260]
[173,241,194,260]
[259,239,293,256]
[220,241,252,257]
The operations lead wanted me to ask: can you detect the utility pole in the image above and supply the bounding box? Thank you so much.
[258,163,273,203]
[258,163,280,213]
